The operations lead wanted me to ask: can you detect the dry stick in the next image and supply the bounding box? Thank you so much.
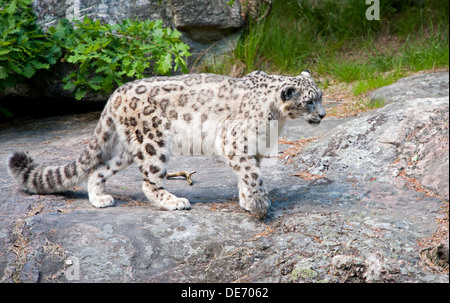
[167,171,197,186]
[191,42,217,71]
[419,246,449,273]
[256,0,273,22]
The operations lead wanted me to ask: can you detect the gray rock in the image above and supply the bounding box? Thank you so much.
[168,0,243,43]
[0,72,448,283]
[369,72,449,104]
[32,0,243,40]
[331,253,399,283]
[331,255,366,283]
[297,72,449,200]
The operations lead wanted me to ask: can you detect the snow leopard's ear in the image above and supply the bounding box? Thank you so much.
[301,69,311,77]
[281,86,297,102]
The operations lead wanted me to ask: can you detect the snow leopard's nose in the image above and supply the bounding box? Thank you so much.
[316,103,326,119]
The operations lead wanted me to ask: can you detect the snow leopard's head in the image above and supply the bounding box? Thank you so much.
[279,70,326,123]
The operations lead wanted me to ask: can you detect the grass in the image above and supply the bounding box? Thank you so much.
[352,72,402,96]
[196,0,449,113]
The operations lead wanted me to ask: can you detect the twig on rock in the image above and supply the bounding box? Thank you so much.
[167,170,197,185]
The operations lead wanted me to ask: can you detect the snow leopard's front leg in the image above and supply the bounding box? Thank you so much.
[225,154,271,219]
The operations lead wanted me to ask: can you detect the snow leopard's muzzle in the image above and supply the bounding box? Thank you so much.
[306,99,326,124]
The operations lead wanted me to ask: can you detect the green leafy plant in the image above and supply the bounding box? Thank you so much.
[1,0,191,118]
[0,0,60,90]
[49,17,191,100]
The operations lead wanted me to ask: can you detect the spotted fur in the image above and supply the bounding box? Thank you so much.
[8,70,325,219]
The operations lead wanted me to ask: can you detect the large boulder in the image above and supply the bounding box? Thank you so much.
[0,72,448,283]
[369,72,449,104]
[168,0,243,43]
[296,72,449,200]
[32,0,243,42]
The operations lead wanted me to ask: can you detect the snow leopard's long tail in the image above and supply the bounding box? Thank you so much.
[7,110,115,194]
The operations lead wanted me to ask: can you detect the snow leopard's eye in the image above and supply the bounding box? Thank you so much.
[281,86,297,102]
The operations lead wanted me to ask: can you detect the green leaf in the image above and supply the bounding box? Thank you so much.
[113,77,123,87]
[10,62,23,74]
[67,53,87,63]
[0,104,13,117]
[176,43,191,57]
[5,0,18,14]
[30,60,50,70]
[102,76,114,92]
[157,53,172,74]
[22,63,36,78]
[62,81,77,90]
[0,49,12,56]
[74,87,87,100]
[88,82,102,91]
[0,66,8,79]
[90,75,104,84]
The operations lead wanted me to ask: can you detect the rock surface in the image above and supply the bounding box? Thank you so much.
[369,72,449,104]
[0,72,448,283]
[168,0,243,43]
[33,0,243,42]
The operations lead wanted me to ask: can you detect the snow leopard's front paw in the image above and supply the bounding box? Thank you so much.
[157,196,191,211]
[89,194,115,208]
[240,192,270,219]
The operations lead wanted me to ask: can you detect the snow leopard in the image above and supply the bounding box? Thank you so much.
[8,70,325,219]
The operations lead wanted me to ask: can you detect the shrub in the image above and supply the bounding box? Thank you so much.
[0,0,60,90]
[49,17,191,100]
[1,0,191,102]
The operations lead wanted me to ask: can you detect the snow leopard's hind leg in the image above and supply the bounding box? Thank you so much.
[87,137,134,208]
[136,139,191,211]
